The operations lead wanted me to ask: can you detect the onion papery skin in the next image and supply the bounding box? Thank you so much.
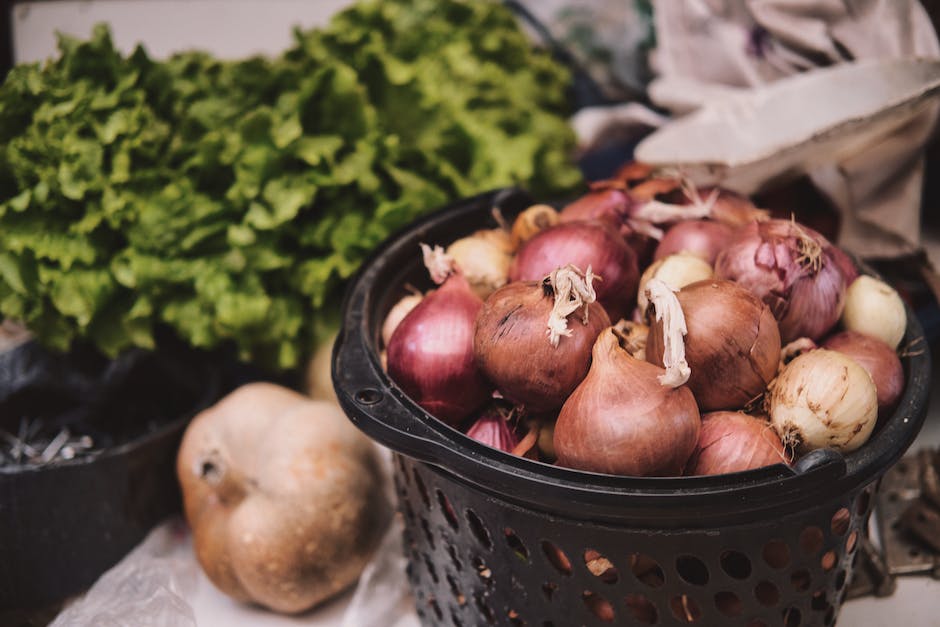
[554,329,700,476]
[823,330,904,416]
[646,280,781,412]
[714,219,846,342]
[474,281,610,412]
[654,220,735,265]
[558,186,630,226]
[509,221,639,322]
[387,273,490,426]
[686,412,786,476]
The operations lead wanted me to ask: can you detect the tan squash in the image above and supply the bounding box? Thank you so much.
[177,383,388,613]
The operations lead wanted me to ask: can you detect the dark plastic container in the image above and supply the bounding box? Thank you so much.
[0,339,223,610]
[334,188,931,627]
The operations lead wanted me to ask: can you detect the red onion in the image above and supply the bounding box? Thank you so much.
[387,271,490,426]
[686,412,787,476]
[646,280,781,411]
[828,244,860,284]
[823,330,904,416]
[714,219,846,342]
[654,220,735,265]
[466,407,520,453]
[474,267,611,412]
[509,221,639,322]
[558,184,630,226]
[554,328,701,476]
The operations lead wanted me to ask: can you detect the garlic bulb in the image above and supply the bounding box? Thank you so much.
[768,349,877,453]
[841,275,906,349]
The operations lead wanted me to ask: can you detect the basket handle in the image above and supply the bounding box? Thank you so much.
[788,448,848,482]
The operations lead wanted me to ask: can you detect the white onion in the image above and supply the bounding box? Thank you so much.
[768,349,877,453]
[637,253,713,312]
[841,275,906,349]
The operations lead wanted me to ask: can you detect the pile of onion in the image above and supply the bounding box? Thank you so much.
[378,168,910,479]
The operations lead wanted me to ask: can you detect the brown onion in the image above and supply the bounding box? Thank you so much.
[387,271,490,425]
[654,220,735,265]
[646,280,781,411]
[715,219,846,342]
[823,330,904,416]
[613,160,654,186]
[554,328,700,476]
[509,221,639,321]
[686,412,787,476]
[474,270,611,413]
[630,179,767,227]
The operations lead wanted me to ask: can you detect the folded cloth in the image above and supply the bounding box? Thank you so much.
[651,0,940,258]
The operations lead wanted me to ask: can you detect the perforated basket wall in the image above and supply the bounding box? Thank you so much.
[394,453,873,627]
[334,188,931,627]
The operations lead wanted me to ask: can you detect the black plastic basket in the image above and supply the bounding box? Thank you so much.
[333,188,932,627]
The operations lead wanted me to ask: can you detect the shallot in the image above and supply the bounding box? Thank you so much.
[554,328,701,476]
[768,349,878,453]
[646,280,781,411]
[558,182,630,225]
[511,204,559,248]
[715,219,846,342]
[474,265,610,412]
[686,412,787,476]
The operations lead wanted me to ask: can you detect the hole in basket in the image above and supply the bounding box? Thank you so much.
[542,582,558,601]
[413,469,430,508]
[839,588,847,605]
[629,553,665,588]
[473,556,493,587]
[783,607,802,627]
[790,569,811,591]
[715,591,742,617]
[396,454,409,479]
[720,550,752,580]
[762,540,791,569]
[846,530,858,554]
[583,591,615,623]
[505,528,529,562]
[746,621,768,627]
[475,593,496,624]
[755,581,779,607]
[420,517,435,549]
[670,594,702,623]
[508,609,526,626]
[446,573,466,606]
[447,544,463,571]
[825,606,836,625]
[799,526,824,555]
[811,590,829,612]
[835,569,847,590]
[542,541,572,576]
[856,489,871,516]
[676,555,709,586]
[355,388,382,405]
[625,593,658,624]
[585,550,619,584]
[466,509,492,549]
[830,508,851,536]
[451,608,464,627]
[423,554,439,584]
[542,623,555,627]
[403,499,416,523]
[436,490,459,530]
[428,597,443,622]
[821,550,837,571]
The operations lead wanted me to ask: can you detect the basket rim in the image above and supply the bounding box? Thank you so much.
[333,187,932,523]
